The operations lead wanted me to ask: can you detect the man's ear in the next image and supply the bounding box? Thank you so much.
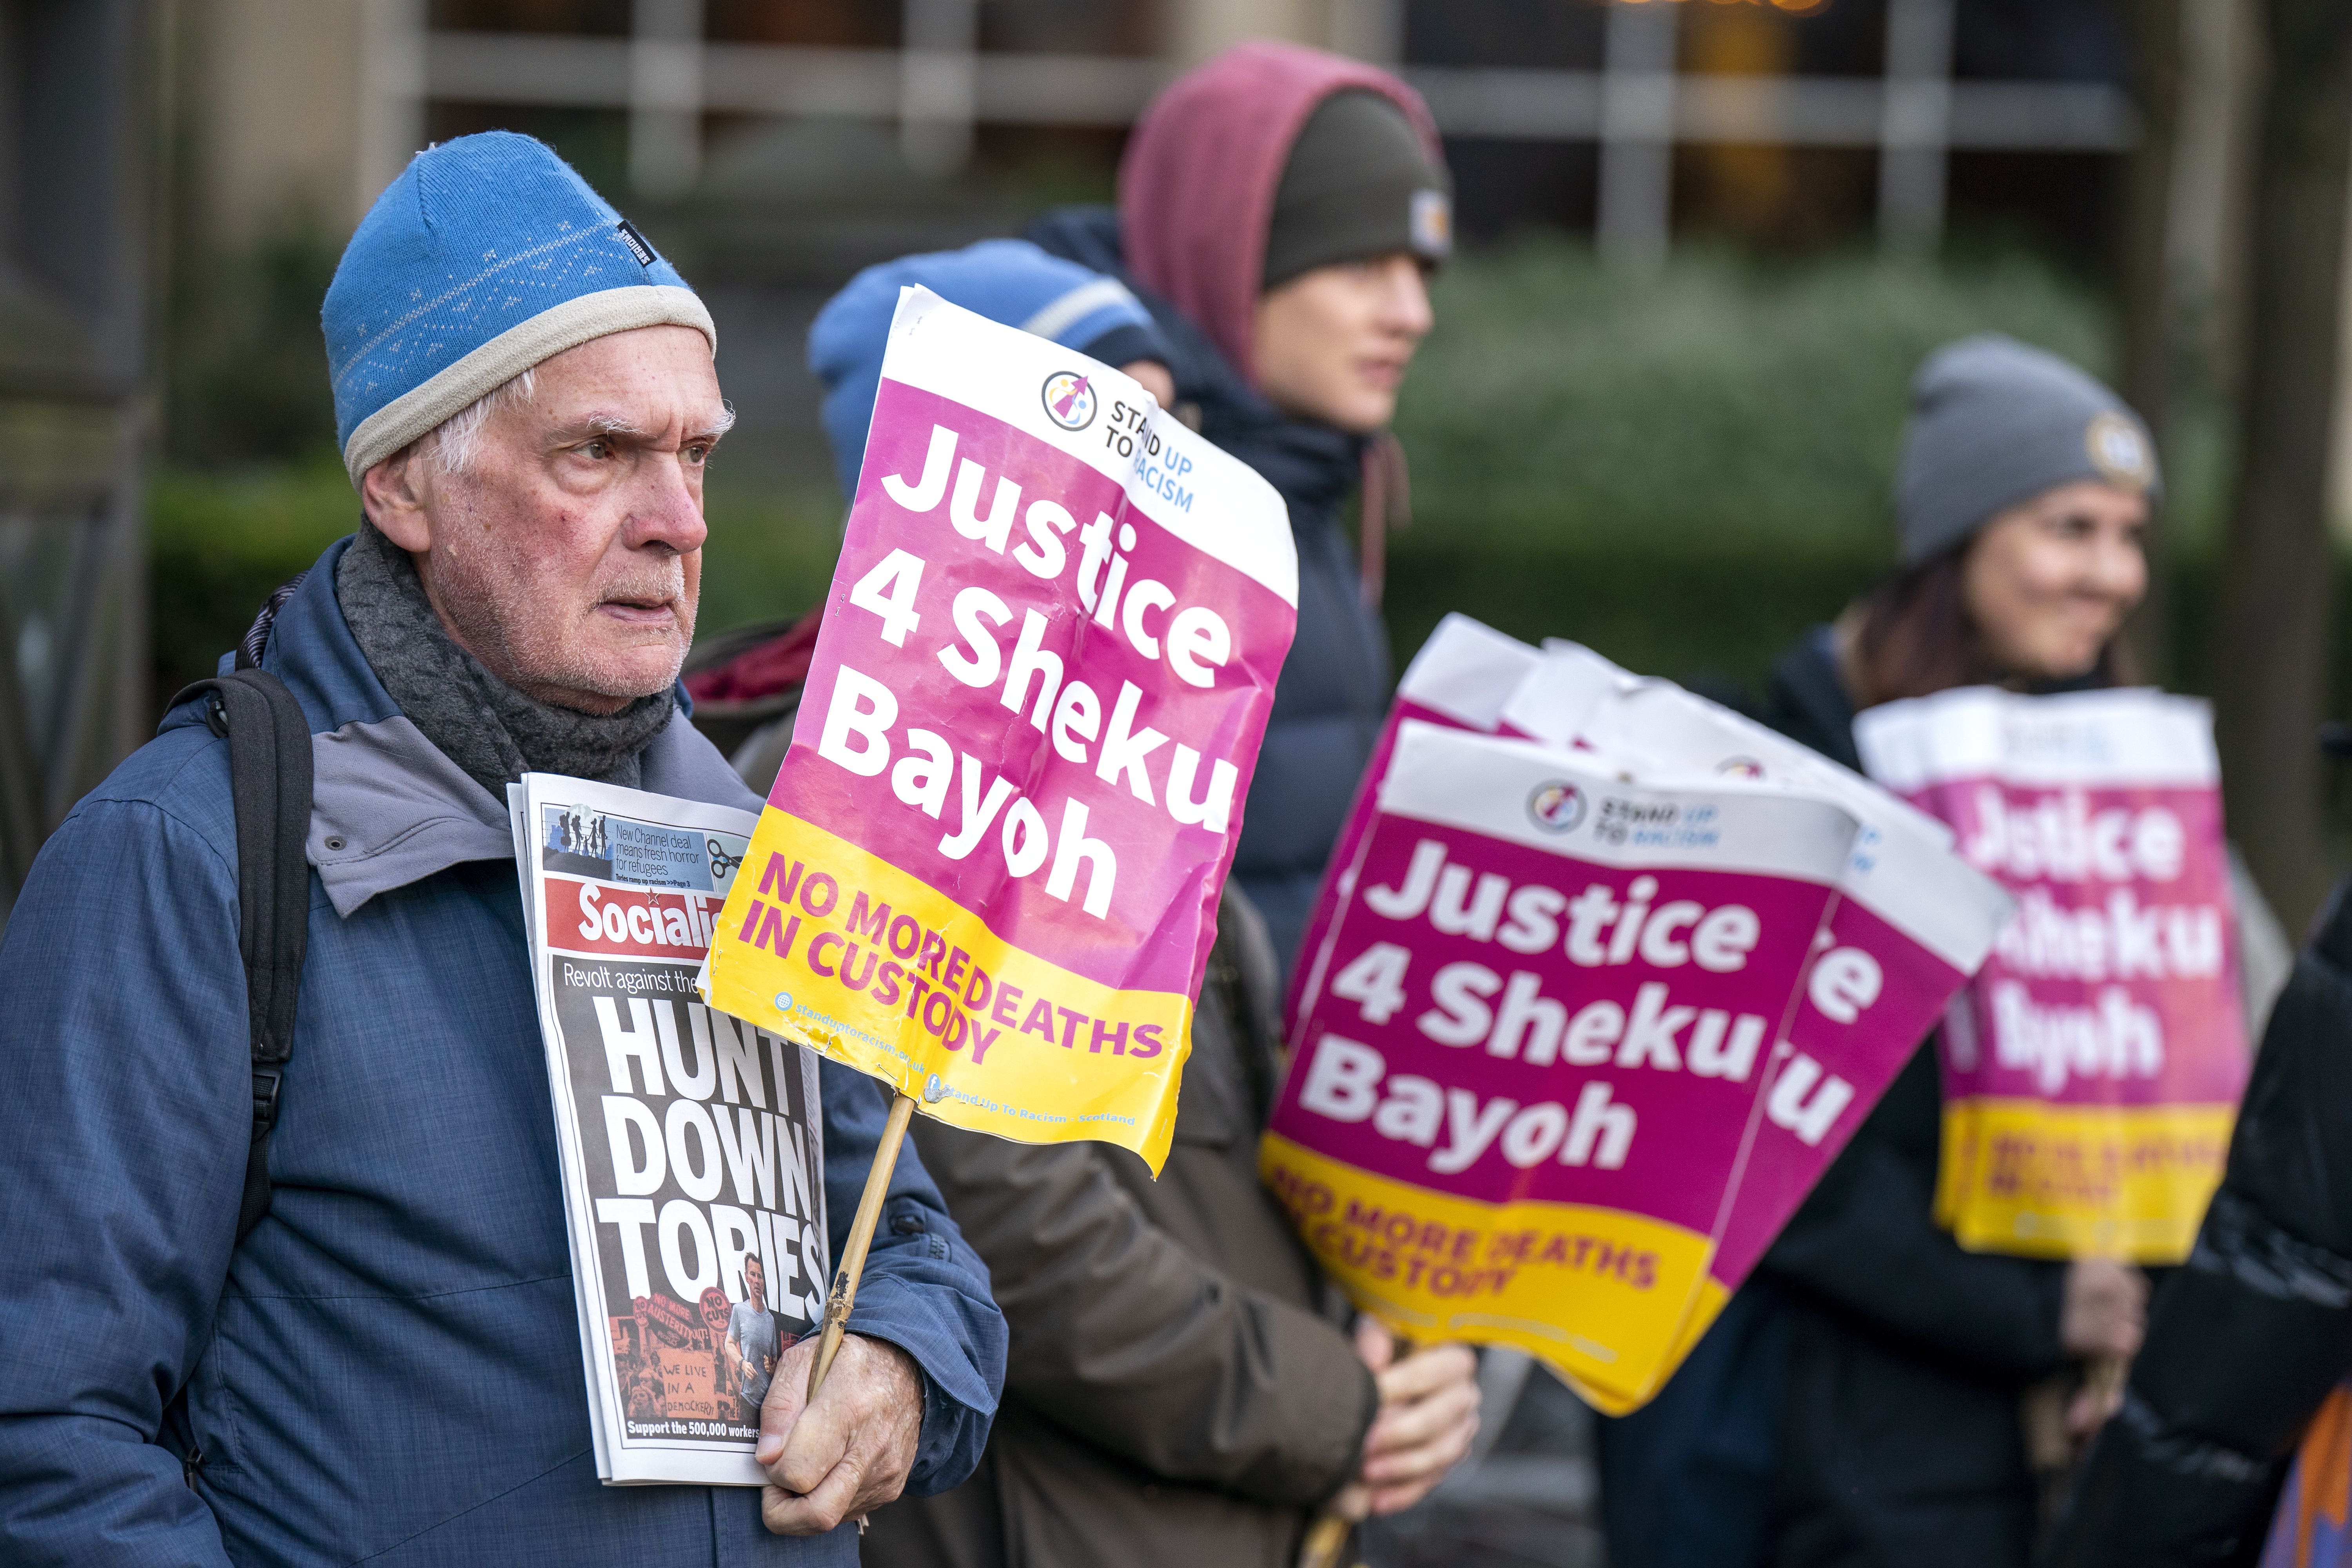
[361,446,435,553]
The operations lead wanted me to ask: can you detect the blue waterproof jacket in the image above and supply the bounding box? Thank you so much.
[0,539,1005,1566]
[1028,207,1394,976]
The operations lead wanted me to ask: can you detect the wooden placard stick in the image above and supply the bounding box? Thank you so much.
[1296,1512,1353,1568]
[804,1091,918,1401]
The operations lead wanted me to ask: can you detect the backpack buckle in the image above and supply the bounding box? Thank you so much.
[251,1068,283,1131]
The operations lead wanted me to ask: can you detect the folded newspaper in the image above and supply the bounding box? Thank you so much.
[510,773,830,1486]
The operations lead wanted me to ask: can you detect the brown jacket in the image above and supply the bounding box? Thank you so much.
[861,889,1379,1568]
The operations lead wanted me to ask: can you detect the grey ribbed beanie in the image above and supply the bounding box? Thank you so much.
[1894,334,2159,564]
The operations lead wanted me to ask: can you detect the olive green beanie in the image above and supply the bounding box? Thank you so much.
[1261,89,1453,290]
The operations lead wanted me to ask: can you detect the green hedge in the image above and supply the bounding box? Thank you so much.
[149,474,1892,711]
[150,240,2241,711]
[149,460,357,695]
[1380,533,1886,693]
[147,463,847,700]
[1388,240,2192,548]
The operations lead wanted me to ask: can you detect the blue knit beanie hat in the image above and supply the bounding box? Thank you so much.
[324,131,715,486]
[808,238,1167,500]
[1894,334,2159,565]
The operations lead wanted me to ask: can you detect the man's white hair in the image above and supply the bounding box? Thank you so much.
[421,367,537,476]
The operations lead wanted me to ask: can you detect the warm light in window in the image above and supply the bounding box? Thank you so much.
[1614,0,1833,11]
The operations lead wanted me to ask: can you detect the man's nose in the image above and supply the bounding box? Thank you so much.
[626,451,710,554]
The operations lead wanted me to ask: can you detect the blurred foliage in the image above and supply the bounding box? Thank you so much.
[425,104,634,201]
[151,238,2250,715]
[1394,238,2146,547]
[1378,238,2233,691]
[151,458,347,695]
[149,459,843,701]
[166,210,343,467]
[693,481,857,632]
[1379,534,1881,697]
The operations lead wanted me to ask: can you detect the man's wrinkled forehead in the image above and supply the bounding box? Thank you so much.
[520,325,731,439]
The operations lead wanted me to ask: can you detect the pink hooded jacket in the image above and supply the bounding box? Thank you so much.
[1117,40,1442,388]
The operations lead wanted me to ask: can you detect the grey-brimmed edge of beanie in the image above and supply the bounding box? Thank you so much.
[341,284,716,487]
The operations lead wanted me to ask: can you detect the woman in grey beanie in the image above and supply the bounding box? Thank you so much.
[1852,332,2160,703]
[1602,335,2163,1568]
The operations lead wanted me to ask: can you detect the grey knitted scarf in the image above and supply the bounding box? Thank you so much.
[336,523,675,799]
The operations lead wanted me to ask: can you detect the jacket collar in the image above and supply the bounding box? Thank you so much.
[164,535,762,917]
[1766,625,1864,773]
[1765,621,2121,779]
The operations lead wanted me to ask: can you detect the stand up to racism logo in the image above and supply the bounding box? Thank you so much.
[1528,780,1586,833]
[1041,370,1098,431]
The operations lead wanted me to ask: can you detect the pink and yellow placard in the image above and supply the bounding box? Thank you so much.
[704,287,1296,1174]
[1284,614,1543,1038]
[1858,686,2247,1261]
[1264,722,1855,1411]
[1537,675,2013,1361]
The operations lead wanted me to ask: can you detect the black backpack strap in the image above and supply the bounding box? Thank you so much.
[170,583,314,1242]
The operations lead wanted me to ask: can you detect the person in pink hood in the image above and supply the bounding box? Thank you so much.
[1031,39,1455,976]
[858,43,1476,1568]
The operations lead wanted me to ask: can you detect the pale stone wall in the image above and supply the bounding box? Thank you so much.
[1162,0,1403,66]
[184,0,368,245]
[180,0,1402,252]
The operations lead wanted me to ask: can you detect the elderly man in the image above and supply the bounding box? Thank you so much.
[0,132,1002,1565]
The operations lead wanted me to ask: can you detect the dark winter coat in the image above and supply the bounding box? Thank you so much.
[1754,626,2071,1568]
[2048,877,2352,1568]
[1028,207,1392,975]
[857,885,1379,1568]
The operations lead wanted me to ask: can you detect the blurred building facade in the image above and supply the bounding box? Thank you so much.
[0,0,166,914]
[184,0,2148,258]
[143,9,2227,1566]
[169,0,2191,495]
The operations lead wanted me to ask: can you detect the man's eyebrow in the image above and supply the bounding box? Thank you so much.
[550,412,655,445]
[545,407,737,445]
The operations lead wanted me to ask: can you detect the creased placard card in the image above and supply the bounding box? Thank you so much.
[1857,686,2247,1261]
[1263,723,1855,1411]
[1285,614,1543,1037]
[1550,677,2011,1366]
[703,287,1296,1174]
